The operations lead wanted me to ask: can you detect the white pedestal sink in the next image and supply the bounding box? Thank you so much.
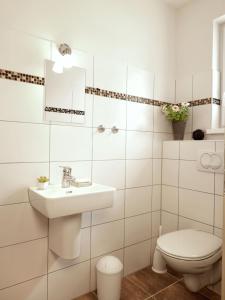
[29,184,115,259]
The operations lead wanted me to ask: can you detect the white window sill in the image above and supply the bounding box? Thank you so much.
[206,128,224,135]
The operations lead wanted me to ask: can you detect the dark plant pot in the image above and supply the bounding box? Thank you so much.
[172,121,186,140]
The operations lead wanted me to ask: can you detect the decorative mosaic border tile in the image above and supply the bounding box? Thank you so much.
[45,106,85,115]
[85,86,168,106]
[212,98,221,105]
[188,98,221,106]
[0,69,45,85]
[0,69,221,107]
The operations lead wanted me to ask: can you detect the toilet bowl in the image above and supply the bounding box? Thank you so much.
[152,229,222,292]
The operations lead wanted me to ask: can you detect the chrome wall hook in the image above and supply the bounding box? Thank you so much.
[111,126,119,134]
[97,125,105,133]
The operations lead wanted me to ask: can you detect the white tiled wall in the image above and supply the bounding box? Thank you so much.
[175,71,214,135]
[1,27,223,300]
[162,140,224,237]
[0,29,175,299]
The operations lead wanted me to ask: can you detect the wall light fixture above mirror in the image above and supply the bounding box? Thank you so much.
[52,43,73,73]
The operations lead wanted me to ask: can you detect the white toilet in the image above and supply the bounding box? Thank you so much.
[152,229,222,292]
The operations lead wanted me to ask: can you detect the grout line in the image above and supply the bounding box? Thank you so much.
[161,209,215,228]
[89,78,95,292]
[0,274,48,292]
[0,236,47,249]
[177,142,181,230]
[162,184,217,196]
[144,278,183,300]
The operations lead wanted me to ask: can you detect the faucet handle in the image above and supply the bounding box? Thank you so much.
[59,166,72,175]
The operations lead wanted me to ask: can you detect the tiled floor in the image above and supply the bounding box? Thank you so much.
[75,267,221,300]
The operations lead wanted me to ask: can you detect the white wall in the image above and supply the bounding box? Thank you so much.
[176,0,225,77]
[162,140,223,237]
[0,1,177,298]
[0,0,176,76]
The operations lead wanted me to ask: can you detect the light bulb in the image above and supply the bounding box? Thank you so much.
[63,54,73,68]
[52,61,63,73]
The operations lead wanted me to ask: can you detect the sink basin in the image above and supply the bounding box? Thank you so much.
[29,183,115,218]
[29,183,115,259]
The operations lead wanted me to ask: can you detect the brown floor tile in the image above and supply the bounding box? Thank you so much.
[126,267,178,296]
[199,287,221,300]
[167,265,183,279]
[74,292,97,300]
[153,282,209,300]
[120,277,150,300]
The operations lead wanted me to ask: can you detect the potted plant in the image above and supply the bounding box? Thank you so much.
[37,176,49,190]
[161,102,190,140]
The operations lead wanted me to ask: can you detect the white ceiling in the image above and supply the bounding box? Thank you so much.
[164,0,192,8]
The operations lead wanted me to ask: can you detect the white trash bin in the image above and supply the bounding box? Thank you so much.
[96,256,123,300]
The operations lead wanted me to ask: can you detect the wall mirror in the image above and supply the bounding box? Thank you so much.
[44,60,86,123]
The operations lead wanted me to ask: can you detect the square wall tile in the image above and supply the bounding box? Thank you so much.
[124,240,151,276]
[91,220,124,258]
[125,213,151,246]
[154,74,175,103]
[193,104,212,131]
[92,160,125,189]
[0,28,50,76]
[185,106,193,134]
[81,212,91,228]
[0,238,47,289]
[125,186,151,217]
[0,203,48,247]
[127,102,153,131]
[152,185,161,211]
[48,227,90,273]
[153,159,162,185]
[0,122,49,163]
[161,211,178,234]
[126,159,152,188]
[215,195,223,229]
[127,66,154,99]
[162,159,179,187]
[215,173,224,196]
[163,141,179,159]
[126,131,153,159]
[0,163,49,205]
[48,261,90,300]
[153,133,173,159]
[94,55,127,93]
[179,160,214,193]
[92,190,124,225]
[178,217,213,234]
[0,276,47,300]
[93,129,126,160]
[176,75,192,102]
[153,106,172,133]
[50,125,92,161]
[162,185,178,214]
[0,79,44,123]
[150,238,157,265]
[152,211,161,238]
[93,96,126,129]
[50,161,91,185]
[180,141,215,161]
[193,71,212,100]
[179,188,214,225]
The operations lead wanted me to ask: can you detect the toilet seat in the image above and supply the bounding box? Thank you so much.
[157,229,222,261]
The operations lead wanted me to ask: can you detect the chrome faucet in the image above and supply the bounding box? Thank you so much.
[60,166,74,188]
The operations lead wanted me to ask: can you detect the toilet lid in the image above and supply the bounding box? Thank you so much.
[157,229,222,260]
